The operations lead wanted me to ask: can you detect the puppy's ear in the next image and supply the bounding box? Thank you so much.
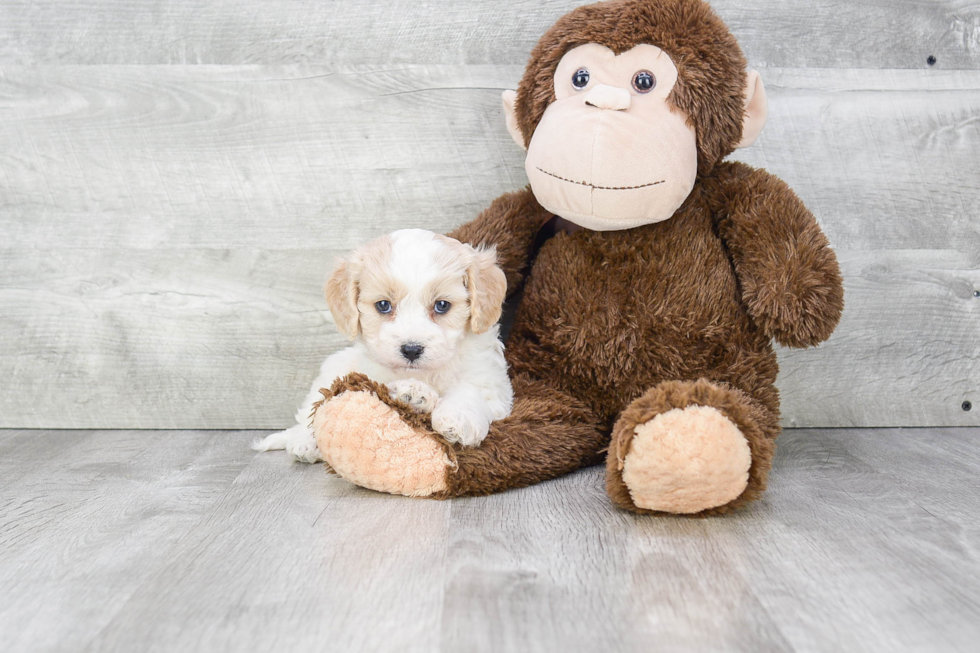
[324,258,359,339]
[466,247,507,334]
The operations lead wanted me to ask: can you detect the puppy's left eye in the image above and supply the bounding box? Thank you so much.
[375,300,392,314]
[434,300,451,314]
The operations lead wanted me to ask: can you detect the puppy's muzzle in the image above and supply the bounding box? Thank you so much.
[400,342,425,362]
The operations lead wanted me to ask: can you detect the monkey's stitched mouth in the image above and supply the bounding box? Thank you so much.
[536,167,665,190]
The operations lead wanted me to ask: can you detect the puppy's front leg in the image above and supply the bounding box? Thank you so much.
[283,426,323,463]
[387,378,440,414]
[431,384,494,447]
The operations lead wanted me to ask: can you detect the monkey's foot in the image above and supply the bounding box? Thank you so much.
[313,373,455,497]
[606,380,776,515]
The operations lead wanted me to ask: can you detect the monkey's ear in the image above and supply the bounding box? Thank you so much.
[502,90,527,151]
[736,69,768,149]
[324,258,359,339]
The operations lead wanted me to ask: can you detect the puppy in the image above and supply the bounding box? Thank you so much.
[253,228,513,463]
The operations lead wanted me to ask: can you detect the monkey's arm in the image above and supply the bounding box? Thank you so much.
[448,187,551,297]
[707,162,844,348]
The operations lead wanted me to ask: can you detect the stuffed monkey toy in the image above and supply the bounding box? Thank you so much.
[311,0,844,515]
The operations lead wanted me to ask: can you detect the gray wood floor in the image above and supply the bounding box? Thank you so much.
[1,428,978,652]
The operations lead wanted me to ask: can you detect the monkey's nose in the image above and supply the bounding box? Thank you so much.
[584,84,631,111]
[400,343,425,362]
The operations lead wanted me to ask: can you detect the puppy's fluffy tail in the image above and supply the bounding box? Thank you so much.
[251,427,298,452]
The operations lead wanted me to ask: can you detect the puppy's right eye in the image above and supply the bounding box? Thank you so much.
[375,300,392,314]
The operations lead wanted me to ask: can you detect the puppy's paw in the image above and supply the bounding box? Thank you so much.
[431,406,489,447]
[285,429,323,464]
[387,378,440,414]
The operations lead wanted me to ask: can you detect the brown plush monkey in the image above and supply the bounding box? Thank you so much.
[311,0,844,515]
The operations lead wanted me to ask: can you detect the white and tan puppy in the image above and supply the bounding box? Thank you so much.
[253,229,513,463]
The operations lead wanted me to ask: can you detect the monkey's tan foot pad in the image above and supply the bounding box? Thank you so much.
[619,405,751,514]
[312,374,456,497]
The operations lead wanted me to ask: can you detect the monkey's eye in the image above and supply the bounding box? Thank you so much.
[632,70,656,93]
[572,68,590,89]
[434,300,451,314]
[375,300,392,314]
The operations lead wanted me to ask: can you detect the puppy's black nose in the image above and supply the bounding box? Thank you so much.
[400,343,424,362]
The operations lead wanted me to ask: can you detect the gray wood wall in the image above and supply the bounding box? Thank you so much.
[0,0,977,429]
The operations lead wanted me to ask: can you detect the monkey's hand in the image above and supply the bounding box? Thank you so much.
[707,162,844,348]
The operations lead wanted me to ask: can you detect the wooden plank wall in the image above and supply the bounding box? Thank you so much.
[0,0,977,429]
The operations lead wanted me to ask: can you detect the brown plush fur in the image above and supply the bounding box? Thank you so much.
[442,0,843,513]
[318,0,844,513]
[446,157,842,511]
[703,163,845,348]
[442,374,608,498]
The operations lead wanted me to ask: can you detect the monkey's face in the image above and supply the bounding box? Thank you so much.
[522,44,698,231]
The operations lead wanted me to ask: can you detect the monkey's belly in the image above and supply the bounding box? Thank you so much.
[507,230,757,422]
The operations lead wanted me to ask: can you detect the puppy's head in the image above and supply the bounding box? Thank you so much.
[324,229,507,371]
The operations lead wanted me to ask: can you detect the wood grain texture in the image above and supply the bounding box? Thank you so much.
[84,446,451,653]
[1,64,977,428]
[0,1,978,69]
[0,248,344,429]
[0,430,257,652]
[0,65,526,250]
[2,66,977,251]
[779,249,979,428]
[1,428,979,652]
